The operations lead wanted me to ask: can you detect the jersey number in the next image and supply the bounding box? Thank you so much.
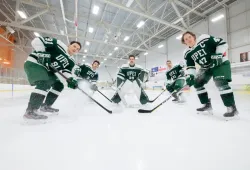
[198,57,208,65]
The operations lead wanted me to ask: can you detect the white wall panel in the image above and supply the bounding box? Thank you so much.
[230,29,249,48]
[192,20,209,35]
[229,0,246,17]
[230,12,247,32]
[247,10,250,26]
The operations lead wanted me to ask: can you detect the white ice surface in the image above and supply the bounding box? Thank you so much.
[0,88,250,170]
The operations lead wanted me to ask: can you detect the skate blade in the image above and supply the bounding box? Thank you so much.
[224,115,240,121]
[197,110,213,115]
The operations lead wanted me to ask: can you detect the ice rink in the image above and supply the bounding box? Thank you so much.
[0,88,250,170]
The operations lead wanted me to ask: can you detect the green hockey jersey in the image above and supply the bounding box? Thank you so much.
[166,64,184,81]
[29,37,76,76]
[75,64,98,83]
[184,34,228,75]
[117,64,143,82]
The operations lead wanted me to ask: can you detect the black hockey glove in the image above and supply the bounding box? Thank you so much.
[186,74,195,87]
[36,52,51,70]
[90,84,98,91]
[210,53,223,69]
[67,77,78,89]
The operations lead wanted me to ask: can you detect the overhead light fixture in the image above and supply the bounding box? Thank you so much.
[176,34,182,40]
[135,57,139,59]
[104,58,107,60]
[158,44,164,48]
[117,66,120,68]
[124,36,130,41]
[104,39,108,43]
[60,30,64,35]
[126,0,134,7]
[211,14,225,22]
[144,52,148,55]
[137,21,145,28]
[92,5,99,15]
[17,10,27,19]
[84,49,88,53]
[83,55,86,58]
[88,27,94,33]
[34,32,40,37]
[82,59,85,62]
[86,41,90,45]
[114,47,118,50]
[101,61,104,64]
[109,53,112,56]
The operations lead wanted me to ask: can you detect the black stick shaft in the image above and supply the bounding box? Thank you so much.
[51,66,112,114]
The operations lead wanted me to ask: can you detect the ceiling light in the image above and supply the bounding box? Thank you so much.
[82,59,85,62]
[101,61,104,64]
[104,39,108,43]
[126,0,134,7]
[88,27,94,33]
[137,21,145,28]
[114,47,118,50]
[124,36,130,41]
[135,57,139,59]
[109,53,112,56]
[86,41,90,45]
[92,5,99,15]
[17,10,27,19]
[158,44,164,48]
[83,55,86,58]
[211,14,224,22]
[84,49,88,53]
[104,58,107,60]
[176,34,182,40]
[34,32,40,37]
[60,30,64,35]
[144,52,148,55]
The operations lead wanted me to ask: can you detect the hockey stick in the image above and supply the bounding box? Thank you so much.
[148,89,166,103]
[97,90,113,103]
[138,86,187,113]
[51,66,112,114]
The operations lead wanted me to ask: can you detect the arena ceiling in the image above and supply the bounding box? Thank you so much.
[0,0,237,65]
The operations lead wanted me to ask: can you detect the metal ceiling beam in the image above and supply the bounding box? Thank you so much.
[17,0,165,40]
[59,0,69,43]
[116,0,209,62]
[101,0,186,31]
[20,8,49,24]
[174,0,206,18]
[203,0,231,15]
[0,21,166,55]
[171,1,188,28]
[15,0,20,21]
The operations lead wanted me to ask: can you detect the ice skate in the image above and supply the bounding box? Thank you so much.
[172,92,186,104]
[23,109,48,124]
[40,103,59,116]
[197,99,213,115]
[224,105,239,121]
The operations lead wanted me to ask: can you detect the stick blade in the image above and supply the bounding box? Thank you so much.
[138,109,152,113]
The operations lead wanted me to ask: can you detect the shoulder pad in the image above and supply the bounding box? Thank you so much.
[57,40,69,55]
[183,48,191,59]
[197,34,210,42]
[121,64,129,68]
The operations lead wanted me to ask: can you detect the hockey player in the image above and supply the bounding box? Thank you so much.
[182,31,238,118]
[24,36,81,120]
[111,55,149,106]
[74,60,100,92]
[165,60,186,103]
